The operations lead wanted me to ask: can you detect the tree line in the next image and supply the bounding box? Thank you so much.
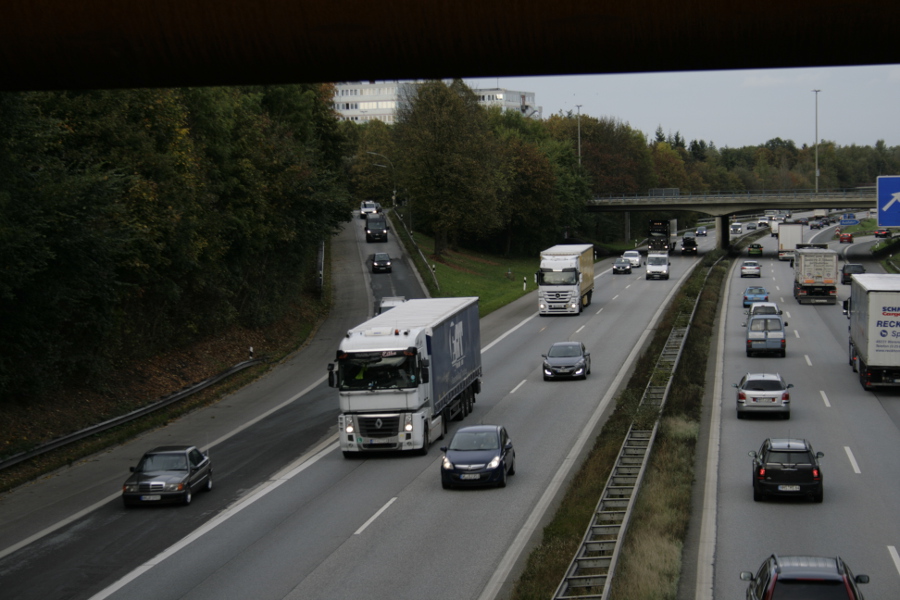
[1,79,898,400]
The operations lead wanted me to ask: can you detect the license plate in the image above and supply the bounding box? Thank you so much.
[460,474,480,480]
[140,495,161,501]
[368,439,392,445]
[752,397,775,403]
[778,485,800,492]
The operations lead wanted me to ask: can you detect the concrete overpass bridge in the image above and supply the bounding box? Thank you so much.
[587,188,877,248]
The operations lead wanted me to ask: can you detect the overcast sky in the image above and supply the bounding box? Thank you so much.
[466,65,900,150]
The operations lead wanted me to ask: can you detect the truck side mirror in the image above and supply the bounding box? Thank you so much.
[842,299,850,316]
[421,368,429,383]
[327,363,335,388]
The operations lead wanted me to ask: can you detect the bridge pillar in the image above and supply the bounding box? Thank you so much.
[717,215,729,250]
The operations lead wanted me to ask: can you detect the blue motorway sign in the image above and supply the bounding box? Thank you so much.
[841,219,860,226]
[877,176,900,227]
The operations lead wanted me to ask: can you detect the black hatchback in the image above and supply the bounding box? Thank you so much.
[440,425,516,489]
[841,263,865,284]
[749,438,823,502]
[741,555,869,599]
[542,341,591,380]
[122,445,212,506]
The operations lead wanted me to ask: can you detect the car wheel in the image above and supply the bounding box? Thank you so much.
[746,351,752,357]
[442,480,451,490]
[122,497,133,508]
[813,488,824,503]
[204,474,213,492]
[497,465,507,488]
[543,375,549,381]
[508,456,516,476]
[183,489,192,505]
[782,412,790,420]
[737,411,744,419]
[753,487,762,502]
[780,350,786,357]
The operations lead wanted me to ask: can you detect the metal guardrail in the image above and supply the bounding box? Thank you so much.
[0,357,265,472]
[552,262,713,600]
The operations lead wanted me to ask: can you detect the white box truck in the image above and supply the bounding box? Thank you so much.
[843,274,900,390]
[328,297,482,456]
[769,220,779,238]
[793,247,838,304]
[777,222,804,261]
[536,244,594,315]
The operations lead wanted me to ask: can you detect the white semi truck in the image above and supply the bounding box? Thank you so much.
[328,297,482,456]
[777,222,804,261]
[843,274,900,390]
[536,244,595,315]
[793,247,838,304]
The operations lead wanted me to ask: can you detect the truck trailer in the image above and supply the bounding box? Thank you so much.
[536,244,595,315]
[328,297,482,456]
[777,222,804,261]
[843,274,900,390]
[792,247,838,304]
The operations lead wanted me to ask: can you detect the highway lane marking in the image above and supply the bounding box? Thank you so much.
[612,294,619,300]
[576,325,585,333]
[510,380,526,394]
[481,313,538,353]
[794,330,800,338]
[888,546,900,577]
[805,355,812,366]
[844,446,862,474]
[480,257,698,600]
[785,310,791,318]
[596,307,603,315]
[355,497,397,535]
[88,436,339,600]
[819,390,831,407]
[780,297,785,303]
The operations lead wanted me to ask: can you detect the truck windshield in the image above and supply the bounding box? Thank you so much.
[648,257,667,265]
[538,269,577,285]
[337,352,418,391]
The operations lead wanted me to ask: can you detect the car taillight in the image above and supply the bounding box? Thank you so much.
[829,289,837,295]
[738,391,746,400]
[744,296,748,301]
[757,467,766,479]
[813,468,820,480]
[781,339,786,348]
[782,392,790,401]
[764,296,768,301]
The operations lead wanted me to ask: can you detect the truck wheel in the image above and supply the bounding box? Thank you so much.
[586,290,593,306]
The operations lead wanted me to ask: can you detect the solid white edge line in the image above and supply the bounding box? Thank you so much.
[479,258,696,600]
[819,390,831,407]
[888,546,900,576]
[844,446,862,474]
[355,497,397,535]
[88,436,338,600]
[694,258,731,600]
[510,380,526,395]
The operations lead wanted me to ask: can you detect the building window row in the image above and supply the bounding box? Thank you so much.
[335,102,359,110]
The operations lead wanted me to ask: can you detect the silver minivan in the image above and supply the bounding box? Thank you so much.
[745,314,788,357]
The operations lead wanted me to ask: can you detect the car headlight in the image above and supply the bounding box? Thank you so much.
[163,482,185,492]
[123,484,139,493]
[487,456,501,470]
[442,456,454,470]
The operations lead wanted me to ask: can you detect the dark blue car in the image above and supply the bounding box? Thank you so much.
[440,425,516,489]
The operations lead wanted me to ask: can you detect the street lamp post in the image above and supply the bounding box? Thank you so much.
[575,104,582,166]
[366,151,396,206]
[812,89,821,194]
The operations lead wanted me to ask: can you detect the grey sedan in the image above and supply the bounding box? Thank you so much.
[122,445,212,506]
[542,341,591,380]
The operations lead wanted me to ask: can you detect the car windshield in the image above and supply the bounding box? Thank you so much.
[845,265,864,273]
[548,344,582,358]
[771,580,847,600]
[743,379,784,391]
[538,270,578,285]
[747,287,766,294]
[766,451,813,464]
[138,453,188,472]
[744,262,759,268]
[336,351,418,390]
[449,431,499,451]
[615,259,629,265]
[751,306,778,314]
[750,318,782,332]
[374,254,390,261]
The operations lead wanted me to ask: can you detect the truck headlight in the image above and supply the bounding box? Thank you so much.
[404,413,413,432]
[343,416,355,434]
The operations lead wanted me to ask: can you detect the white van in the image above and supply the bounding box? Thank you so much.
[646,252,670,280]
[745,314,788,357]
